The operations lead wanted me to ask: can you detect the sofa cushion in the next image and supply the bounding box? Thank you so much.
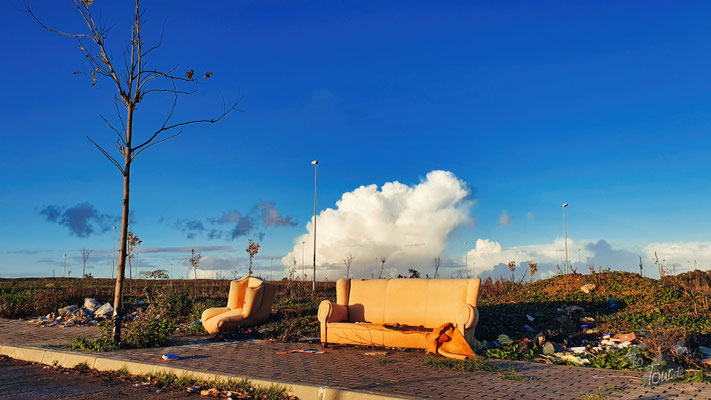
[326,322,428,348]
[383,279,429,326]
[347,279,389,323]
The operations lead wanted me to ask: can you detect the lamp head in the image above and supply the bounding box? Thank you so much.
[311,160,318,165]
[563,203,568,208]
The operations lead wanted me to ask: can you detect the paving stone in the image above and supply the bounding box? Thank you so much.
[0,318,709,399]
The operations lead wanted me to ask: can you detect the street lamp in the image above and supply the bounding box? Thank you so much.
[112,226,116,280]
[563,203,569,274]
[464,241,468,279]
[311,160,318,293]
[301,241,305,280]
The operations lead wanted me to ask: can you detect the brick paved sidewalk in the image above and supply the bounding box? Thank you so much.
[0,318,708,399]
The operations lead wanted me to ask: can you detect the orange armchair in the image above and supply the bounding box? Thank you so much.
[201,276,277,334]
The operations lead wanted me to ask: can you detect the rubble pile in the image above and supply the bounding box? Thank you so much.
[28,298,138,327]
[485,302,711,369]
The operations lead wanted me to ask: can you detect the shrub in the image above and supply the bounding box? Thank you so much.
[123,306,177,348]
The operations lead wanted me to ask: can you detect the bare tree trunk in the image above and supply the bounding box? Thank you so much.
[112,106,133,343]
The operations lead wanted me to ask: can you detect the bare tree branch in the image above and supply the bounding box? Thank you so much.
[99,114,125,145]
[131,129,183,160]
[23,1,93,39]
[133,96,239,152]
[87,136,125,175]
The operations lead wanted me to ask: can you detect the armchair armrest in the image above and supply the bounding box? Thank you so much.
[456,303,479,332]
[318,300,348,323]
[242,285,264,319]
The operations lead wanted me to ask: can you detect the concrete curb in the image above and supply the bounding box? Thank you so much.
[0,344,406,400]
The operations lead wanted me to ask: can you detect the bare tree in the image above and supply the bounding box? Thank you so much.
[189,249,201,280]
[432,256,441,279]
[81,249,92,278]
[25,0,238,343]
[378,256,388,279]
[343,253,355,279]
[139,269,169,279]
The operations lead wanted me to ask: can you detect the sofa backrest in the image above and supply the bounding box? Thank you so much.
[342,278,480,327]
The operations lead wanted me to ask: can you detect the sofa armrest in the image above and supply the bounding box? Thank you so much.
[456,303,479,331]
[318,300,348,323]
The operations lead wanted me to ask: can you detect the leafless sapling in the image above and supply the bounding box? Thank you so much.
[25,0,239,343]
[81,249,92,278]
[343,253,355,279]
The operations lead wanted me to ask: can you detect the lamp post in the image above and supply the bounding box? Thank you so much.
[563,203,569,274]
[301,241,305,280]
[112,226,116,279]
[311,160,318,293]
[464,241,468,279]
[63,253,67,278]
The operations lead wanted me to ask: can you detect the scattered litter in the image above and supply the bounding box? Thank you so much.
[608,298,619,311]
[497,334,513,346]
[612,333,636,343]
[275,349,325,355]
[83,298,102,312]
[58,305,79,316]
[580,316,595,324]
[29,298,137,328]
[201,388,220,396]
[569,346,587,354]
[134,382,151,387]
[557,353,590,365]
[162,353,180,361]
[364,351,389,356]
[523,324,535,332]
[187,385,201,393]
[526,314,535,322]
[298,336,320,342]
[699,347,711,357]
[565,305,584,313]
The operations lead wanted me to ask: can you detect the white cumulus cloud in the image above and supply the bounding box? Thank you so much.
[282,170,473,280]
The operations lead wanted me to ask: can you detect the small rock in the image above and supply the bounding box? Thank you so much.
[94,303,114,318]
[580,283,596,294]
[542,342,565,355]
[58,305,79,316]
[83,298,102,311]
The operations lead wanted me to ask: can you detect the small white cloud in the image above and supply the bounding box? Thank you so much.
[498,210,513,226]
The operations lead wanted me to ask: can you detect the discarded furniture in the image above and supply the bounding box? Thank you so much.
[318,278,481,349]
[202,276,277,334]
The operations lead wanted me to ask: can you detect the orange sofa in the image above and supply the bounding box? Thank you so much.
[318,278,481,349]
[201,276,277,334]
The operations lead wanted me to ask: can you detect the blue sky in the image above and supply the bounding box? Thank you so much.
[2,1,711,279]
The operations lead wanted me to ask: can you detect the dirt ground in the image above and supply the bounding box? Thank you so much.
[0,356,196,399]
